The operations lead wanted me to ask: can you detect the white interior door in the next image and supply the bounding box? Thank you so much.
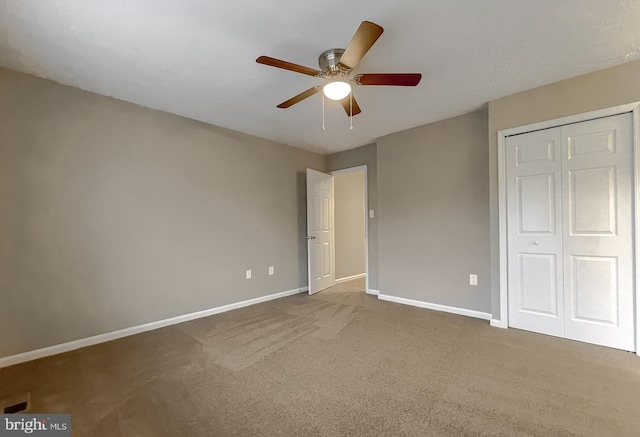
[506,128,565,337]
[561,113,634,351]
[506,113,636,351]
[306,168,335,294]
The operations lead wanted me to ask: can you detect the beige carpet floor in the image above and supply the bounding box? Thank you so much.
[1,278,639,436]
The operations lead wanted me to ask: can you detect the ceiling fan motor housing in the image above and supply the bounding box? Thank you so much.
[319,48,346,72]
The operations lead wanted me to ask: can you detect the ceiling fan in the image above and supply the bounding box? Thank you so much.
[256,21,422,117]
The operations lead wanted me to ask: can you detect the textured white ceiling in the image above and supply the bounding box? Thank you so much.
[1,1,640,154]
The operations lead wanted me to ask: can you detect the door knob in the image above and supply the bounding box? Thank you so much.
[533,241,540,245]
[306,236,316,240]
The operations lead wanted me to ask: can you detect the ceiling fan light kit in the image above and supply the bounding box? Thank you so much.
[323,81,351,100]
[256,21,422,130]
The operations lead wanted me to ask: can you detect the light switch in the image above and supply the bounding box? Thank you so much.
[369,210,375,218]
[469,274,477,286]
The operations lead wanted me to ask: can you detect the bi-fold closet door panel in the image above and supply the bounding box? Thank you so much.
[561,114,634,350]
[506,113,635,351]
[506,127,564,338]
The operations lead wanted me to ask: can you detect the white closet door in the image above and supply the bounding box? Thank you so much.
[506,113,636,352]
[561,113,635,351]
[506,128,565,337]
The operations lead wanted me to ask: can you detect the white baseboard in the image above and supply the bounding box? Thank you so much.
[367,289,379,296]
[0,286,308,369]
[490,319,508,329]
[335,273,366,284]
[377,293,492,321]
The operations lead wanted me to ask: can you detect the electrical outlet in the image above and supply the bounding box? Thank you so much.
[469,274,478,286]
[246,270,252,279]
[369,209,375,218]
[268,266,274,276]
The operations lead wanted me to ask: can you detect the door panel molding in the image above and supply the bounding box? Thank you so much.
[497,102,640,356]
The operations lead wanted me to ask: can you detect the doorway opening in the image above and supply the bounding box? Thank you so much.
[330,166,368,293]
[305,165,369,295]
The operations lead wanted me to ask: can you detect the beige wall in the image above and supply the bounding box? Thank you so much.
[377,110,491,313]
[488,59,640,318]
[334,171,366,280]
[0,68,325,359]
[7,56,639,358]
[326,144,379,289]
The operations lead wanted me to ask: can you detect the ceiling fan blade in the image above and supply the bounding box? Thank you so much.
[355,73,422,86]
[256,56,321,77]
[340,95,362,116]
[338,21,384,70]
[277,86,321,108]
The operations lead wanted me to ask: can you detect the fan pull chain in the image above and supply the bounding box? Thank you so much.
[322,92,326,131]
[349,92,353,130]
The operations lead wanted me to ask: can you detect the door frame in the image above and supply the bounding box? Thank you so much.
[495,102,640,355]
[329,165,370,294]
